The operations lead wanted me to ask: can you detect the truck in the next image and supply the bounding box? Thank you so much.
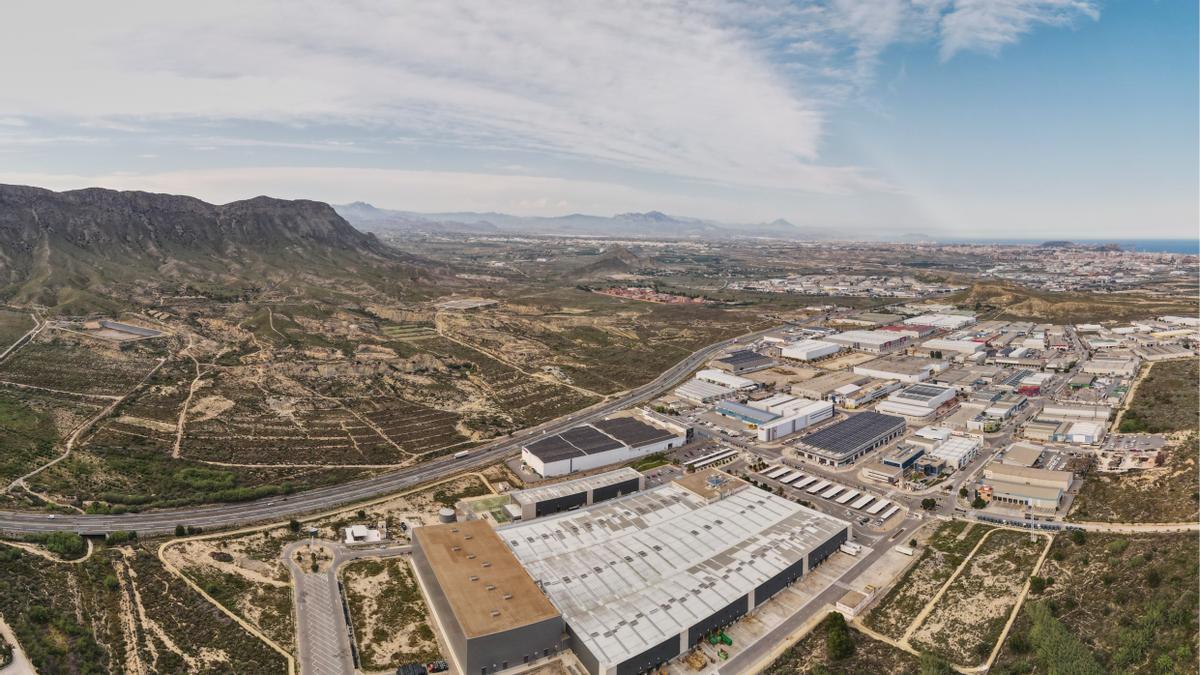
[894,544,915,556]
[453,450,470,459]
[840,541,864,557]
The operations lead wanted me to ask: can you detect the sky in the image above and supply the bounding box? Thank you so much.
[0,1,1195,238]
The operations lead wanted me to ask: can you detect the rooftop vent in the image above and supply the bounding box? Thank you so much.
[490,610,501,618]
[482,561,492,568]
[469,575,479,582]
[503,593,512,600]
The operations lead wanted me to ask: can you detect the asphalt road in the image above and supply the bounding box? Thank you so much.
[285,540,356,675]
[0,324,786,536]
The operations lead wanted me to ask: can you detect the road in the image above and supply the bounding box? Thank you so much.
[286,539,412,675]
[0,323,786,536]
[720,515,921,674]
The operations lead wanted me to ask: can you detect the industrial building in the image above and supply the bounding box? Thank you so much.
[713,349,775,374]
[874,383,957,421]
[757,400,835,442]
[780,339,841,361]
[674,378,735,404]
[880,445,924,470]
[412,521,565,675]
[979,462,1073,511]
[510,468,645,520]
[522,417,688,477]
[920,338,984,360]
[792,411,906,467]
[791,371,871,401]
[839,379,902,409]
[926,434,982,469]
[853,355,942,383]
[904,313,977,330]
[695,368,758,391]
[716,400,780,427]
[1082,355,1140,377]
[1001,442,1043,467]
[499,470,851,675]
[826,330,908,353]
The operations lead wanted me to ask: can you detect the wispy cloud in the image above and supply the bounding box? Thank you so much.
[0,1,1097,196]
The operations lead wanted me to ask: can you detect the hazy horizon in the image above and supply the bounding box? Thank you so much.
[1,1,1196,238]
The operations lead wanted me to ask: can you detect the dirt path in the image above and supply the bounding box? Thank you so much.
[0,537,94,564]
[0,612,35,675]
[0,310,43,364]
[974,534,1054,673]
[900,527,1001,645]
[1110,361,1152,431]
[172,336,205,459]
[435,327,605,399]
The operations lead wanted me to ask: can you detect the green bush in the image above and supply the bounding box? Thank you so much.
[45,532,85,559]
[823,612,854,660]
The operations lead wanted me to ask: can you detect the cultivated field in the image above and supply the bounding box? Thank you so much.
[343,558,441,669]
[910,529,1047,665]
[994,532,1198,674]
[864,520,993,640]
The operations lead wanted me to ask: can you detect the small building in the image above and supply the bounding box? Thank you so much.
[694,368,759,391]
[927,434,982,469]
[880,445,924,471]
[862,460,903,484]
[344,524,384,544]
[791,371,872,401]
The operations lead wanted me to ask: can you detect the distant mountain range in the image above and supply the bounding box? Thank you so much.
[0,184,432,311]
[334,202,844,240]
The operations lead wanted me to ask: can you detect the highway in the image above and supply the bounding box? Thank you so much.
[0,323,787,536]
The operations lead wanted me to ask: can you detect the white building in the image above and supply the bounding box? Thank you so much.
[904,313,976,330]
[874,383,957,420]
[780,339,841,361]
[675,378,735,404]
[695,368,758,391]
[921,338,984,358]
[927,434,982,469]
[757,400,835,442]
[853,356,942,384]
[522,417,688,477]
[826,330,908,353]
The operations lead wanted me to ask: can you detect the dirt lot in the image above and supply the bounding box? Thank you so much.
[1069,432,1199,523]
[343,558,441,669]
[994,532,1198,675]
[864,520,993,640]
[765,612,920,674]
[1118,358,1198,434]
[910,529,1047,666]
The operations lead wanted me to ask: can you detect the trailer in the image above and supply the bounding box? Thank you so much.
[793,476,818,490]
[687,448,738,470]
[850,494,875,509]
[820,485,844,499]
[866,500,889,515]
[777,470,803,484]
[806,479,832,494]
[880,504,900,521]
[895,544,915,556]
[835,490,860,505]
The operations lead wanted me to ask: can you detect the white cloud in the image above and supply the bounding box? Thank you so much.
[938,0,1099,60]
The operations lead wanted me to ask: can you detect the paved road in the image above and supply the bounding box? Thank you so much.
[285,541,356,675]
[287,539,414,675]
[720,515,920,674]
[0,324,784,536]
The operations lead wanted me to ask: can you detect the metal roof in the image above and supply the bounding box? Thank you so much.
[592,418,676,447]
[512,468,644,506]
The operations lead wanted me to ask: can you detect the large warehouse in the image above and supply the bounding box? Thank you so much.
[979,462,1073,511]
[412,521,565,675]
[793,411,906,467]
[874,383,958,421]
[757,400,835,442]
[499,469,850,675]
[826,330,908,353]
[521,417,688,477]
[853,355,942,383]
[510,468,645,520]
[780,339,841,361]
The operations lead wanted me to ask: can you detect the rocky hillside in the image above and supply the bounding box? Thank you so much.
[0,184,433,310]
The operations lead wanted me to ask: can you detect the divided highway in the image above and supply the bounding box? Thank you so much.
[0,324,786,536]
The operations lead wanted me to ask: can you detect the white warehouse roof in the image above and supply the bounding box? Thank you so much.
[675,378,733,402]
[695,369,758,390]
[499,473,848,671]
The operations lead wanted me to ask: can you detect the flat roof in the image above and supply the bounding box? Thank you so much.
[414,520,560,638]
[893,383,953,402]
[792,371,870,395]
[986,479,1063,502]
[797,412,906,459]
[855,355,940,375]
[512,467,644,506]
[716,400,780,424]
[592,417,676,447]
[676,379,733,400]
[1003,443,1043,467]
[499,474,848,670]
[984,462,1072,488]
[524,423,626,463]
[717,349,774,367]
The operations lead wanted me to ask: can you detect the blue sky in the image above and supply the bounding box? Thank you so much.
[0,1,1195,238]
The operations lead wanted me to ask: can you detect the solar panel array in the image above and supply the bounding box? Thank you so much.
[798,411,905,459]
[526,418,672,463]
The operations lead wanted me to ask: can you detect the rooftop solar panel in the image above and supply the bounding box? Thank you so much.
[799,412,905,458]
[592,418,674,447]
[718,350,772,366]
[561,425,625,454]
[525,435,587,462]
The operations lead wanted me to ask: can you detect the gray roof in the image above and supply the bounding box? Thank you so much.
[797,412,905,458]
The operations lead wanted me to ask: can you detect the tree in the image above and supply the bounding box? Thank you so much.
[1029,576,1050,594]
[921,498,937,511]
[174,524,187,537]
[823,612,854,660]
[288,519,301,533]
[972,496,987,509]
[45,531,85,558]
[1069,529,1086,546]
[958,487,968,498]
[909,538,918,548]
